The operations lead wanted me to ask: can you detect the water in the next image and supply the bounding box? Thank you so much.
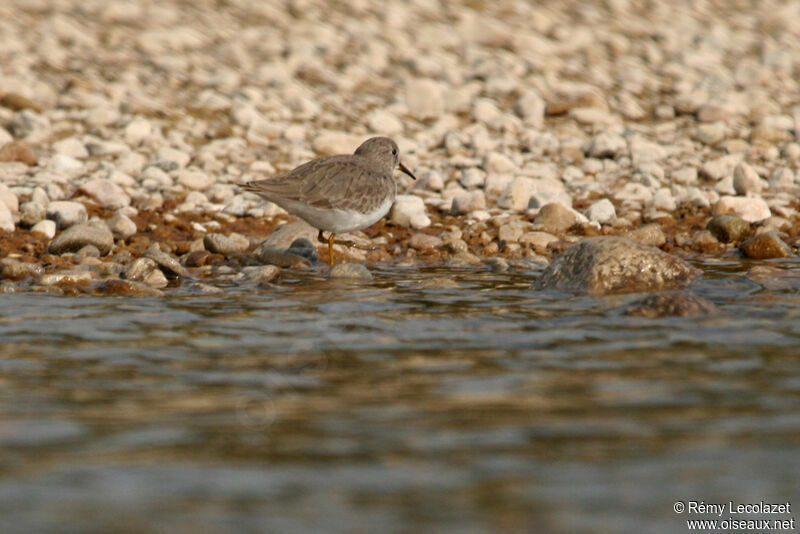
[1,259,800,533]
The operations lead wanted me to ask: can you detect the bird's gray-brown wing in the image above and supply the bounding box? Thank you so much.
[244,156,395,214]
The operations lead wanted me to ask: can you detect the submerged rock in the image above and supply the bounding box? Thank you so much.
[534,236,702,295]
[329,263,373,280]
[624,292,718,318]
[95,279,164,297]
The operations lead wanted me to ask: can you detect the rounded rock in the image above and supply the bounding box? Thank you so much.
[534,236,702,296]
[48,221,114,255]
[740,232,793,259]
[329,263,373,281]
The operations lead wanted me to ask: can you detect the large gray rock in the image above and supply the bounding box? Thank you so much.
[534,236,702,295]
[48,221,114,255]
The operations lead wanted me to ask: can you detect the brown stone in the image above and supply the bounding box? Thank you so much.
[0,141,37,166]
[740,232,793,259]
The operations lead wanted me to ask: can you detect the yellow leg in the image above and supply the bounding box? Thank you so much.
[328,233,336,266]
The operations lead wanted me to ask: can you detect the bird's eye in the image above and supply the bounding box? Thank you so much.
[392,149,397,155]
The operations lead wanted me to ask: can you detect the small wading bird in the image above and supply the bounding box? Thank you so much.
[243,137,416,266]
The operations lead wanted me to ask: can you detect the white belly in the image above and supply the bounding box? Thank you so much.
[275,197,394,233]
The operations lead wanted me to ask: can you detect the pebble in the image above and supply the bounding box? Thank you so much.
[143,268,169,289]
[622,224,666,248]
[405,79,444,120]
[46,201,88,229]
[258,221,317,250]
[732,162,763,196]
[79,179,131,209]
[204,233,250,256]
[519,231,559,252]
[534,236,702,295]
[52,137,89,158]
[533,203,581,233]
[124,118,153,146]
[713,196,771,223]
[254,245,311,268]
[123,258,158,281]
[40,270,94,286]
[31,219,56,239]
[740,232,794,259]
[700,154,741,182]
[143,246,190,278]
[0,141,37,166]
[95,279,164,297]
[585,199,616,223]
[409,233,443,251]
[450,190,486,215]
[106,213,138,240]
[329,263,373,281]
[483,152,515,174]
[176,168,214,191]
[706,214,751,243]
[0,202,14,232]
[586,132,627,158]
[48,221,114,255]
[243,265,281,284]
[285,238,319,264]
[391,195,430,229]
[0,258,44,280]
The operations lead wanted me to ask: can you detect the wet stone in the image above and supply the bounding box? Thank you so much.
[624,292,718,318]
[706,214,751,243]
[0,258,43,280]
[740,231,794,259]
[40,270,95,286]
[244,265,281,284]
[189,282,225,295]
[95,279,164,297]
[329,263,373,281]
[143,268,169,289]
[123,257,158,281]
[534,236,702,296]
[144,245,190,278]
[48,221,114,255]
